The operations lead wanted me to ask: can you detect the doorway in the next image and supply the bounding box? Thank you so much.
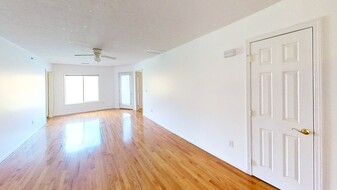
[247,22,322,190]
[119,72,134,109]
[135,71,143,112]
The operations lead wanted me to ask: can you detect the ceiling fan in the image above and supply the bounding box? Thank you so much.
[74,48,116,62]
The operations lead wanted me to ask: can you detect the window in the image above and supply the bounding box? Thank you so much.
[65,75,99,105]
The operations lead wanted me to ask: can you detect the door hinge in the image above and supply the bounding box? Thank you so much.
[247,54,252,63]
[249,110,253,117]
[252,159,257,166]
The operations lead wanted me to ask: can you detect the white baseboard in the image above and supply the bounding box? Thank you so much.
[0,123,45,164]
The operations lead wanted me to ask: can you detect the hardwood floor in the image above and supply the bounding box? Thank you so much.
[0,109,276,190]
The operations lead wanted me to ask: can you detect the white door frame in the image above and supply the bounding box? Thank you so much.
[135,70,143,111]
[119,72,134,109]
[246,19,322,190]
[45,69,49,118]
[48,72,54,117]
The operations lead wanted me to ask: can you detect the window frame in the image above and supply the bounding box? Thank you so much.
[64,74,100,105]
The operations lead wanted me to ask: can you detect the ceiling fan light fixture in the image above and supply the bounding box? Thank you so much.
[94,56,101,62]
[75,48,115,63]
[93,48,102,55]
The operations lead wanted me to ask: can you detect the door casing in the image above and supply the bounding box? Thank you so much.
[45,69,49,118]
[135,71,143,111]
[246,19,322,190]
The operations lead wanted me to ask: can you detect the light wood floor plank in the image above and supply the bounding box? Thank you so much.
[0,109,276,190]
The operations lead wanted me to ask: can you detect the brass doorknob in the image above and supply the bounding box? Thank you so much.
[292,128,311,135]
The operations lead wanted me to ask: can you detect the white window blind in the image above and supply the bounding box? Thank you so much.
[65,75,99,105]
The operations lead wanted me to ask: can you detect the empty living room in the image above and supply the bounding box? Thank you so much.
[0,0,336,189]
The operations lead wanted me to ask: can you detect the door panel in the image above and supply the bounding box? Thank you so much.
[283,134,300,182]
[251,28,313,190]
[260,128,273,170]
[283,71,300,122]
[259,72,273,117]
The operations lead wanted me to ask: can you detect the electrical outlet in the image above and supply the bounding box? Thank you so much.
[229,140,234,148]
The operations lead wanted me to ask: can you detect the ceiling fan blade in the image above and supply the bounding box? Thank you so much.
[101,55,117,60]
[74,54,94,56]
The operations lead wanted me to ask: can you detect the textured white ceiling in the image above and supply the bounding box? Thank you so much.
[0,0,280,66]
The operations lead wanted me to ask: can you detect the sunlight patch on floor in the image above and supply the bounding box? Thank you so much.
[64,119,102,153]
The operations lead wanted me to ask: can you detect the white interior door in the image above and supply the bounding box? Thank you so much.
[119,72,134,109]
[251,28,314,190]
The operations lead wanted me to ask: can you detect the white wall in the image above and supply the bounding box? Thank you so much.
[134,0,337,189]
[0,37,50,162]
[52,64,115,116]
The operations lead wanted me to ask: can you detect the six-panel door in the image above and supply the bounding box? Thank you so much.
[251,28,314,190]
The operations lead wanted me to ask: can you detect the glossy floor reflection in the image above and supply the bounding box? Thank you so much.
[65,119,102,153]
[0,110,276,190]
[122,113,132,143]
